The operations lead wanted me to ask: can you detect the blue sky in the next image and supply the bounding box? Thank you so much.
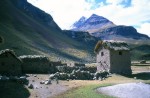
[28,0,150,36]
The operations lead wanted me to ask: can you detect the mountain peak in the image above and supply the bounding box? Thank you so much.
[71,16,87,29]
[88,14,109,22]
[77,16,87,23]
[71,14,115,33]
[91,14,101,17]
[80,16,86,21]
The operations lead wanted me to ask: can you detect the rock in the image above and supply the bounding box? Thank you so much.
[40,80,45,84]
[93,77,96,80]
[0,76,9,81]
[45,79,51,85]
[32,80,35,82]
[28,84,34,89]
[34,75,37,77]
[140,60,146,64]
[20,76,26,79]
[49,74,55,80]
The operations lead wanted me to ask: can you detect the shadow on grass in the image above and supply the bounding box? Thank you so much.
[129,72,150,80]
[0,81,30,98]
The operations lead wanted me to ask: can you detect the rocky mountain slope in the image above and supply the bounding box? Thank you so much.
[63,30,98,46]
[92,25,150,40]
[0,0,95,62]
[71,16,87,29]
[71,14,149,40]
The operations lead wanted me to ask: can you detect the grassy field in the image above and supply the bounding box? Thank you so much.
[52,75,150,98]
[53,84,113,98]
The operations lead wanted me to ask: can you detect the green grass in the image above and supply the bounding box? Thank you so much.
[132,64,150,66]
[56,84,114,98]
[130,44,150,60]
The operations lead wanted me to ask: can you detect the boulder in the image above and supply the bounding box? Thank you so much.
[49,74,55,80]
[45,79,51,85]
[28,84,34,89]
[40,80,45,84]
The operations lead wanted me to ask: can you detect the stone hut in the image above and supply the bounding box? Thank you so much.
[19,55,56,73]
[94,40,132,75]
[0,49,22,75]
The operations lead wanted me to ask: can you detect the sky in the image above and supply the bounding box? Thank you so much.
[27,0,150,36]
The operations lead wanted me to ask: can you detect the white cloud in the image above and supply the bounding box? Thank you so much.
[106,0,125,5]
[137,23,150,37]
[27,0,150,36]
[28,0,92,29]
[92,0,150,36]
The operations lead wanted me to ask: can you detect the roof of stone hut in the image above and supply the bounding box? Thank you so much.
[0,49,22,62]
[94,40,130,53]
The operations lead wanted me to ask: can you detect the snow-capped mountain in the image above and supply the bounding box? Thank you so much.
[71,14,115,33]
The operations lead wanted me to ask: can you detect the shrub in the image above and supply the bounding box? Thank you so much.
[94,71,109,80]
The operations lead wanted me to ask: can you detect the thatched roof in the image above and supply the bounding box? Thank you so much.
[0,49,22,62]
[94,40,130,52]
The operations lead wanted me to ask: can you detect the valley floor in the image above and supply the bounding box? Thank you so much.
[0,65,150,98]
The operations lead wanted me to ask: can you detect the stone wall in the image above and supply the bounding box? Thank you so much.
[21,61,61,74]
[96,48,132,75]
[96,48,110,71]
[67,62,85,67]
[110,50,131,75]
[19,56,60,74]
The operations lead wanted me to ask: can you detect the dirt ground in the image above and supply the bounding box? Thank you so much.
[132,65,150,73]
[26,75,75,98]
[21,65,150,98]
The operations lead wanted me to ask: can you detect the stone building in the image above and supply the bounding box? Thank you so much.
[94,40,132,75]
[19,55,58,73]
[0,49,22,75]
